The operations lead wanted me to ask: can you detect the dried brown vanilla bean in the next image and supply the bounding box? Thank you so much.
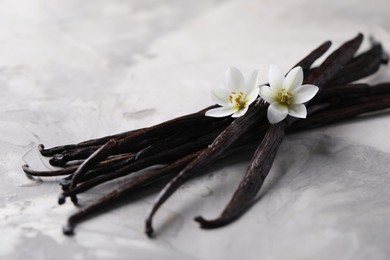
[63,109,228,195]
[39,105,220,157]
[294,41,332,76]
[304,33,363,87]
[38,130,137,157]
[195,123,285,228]
[63,150,204,235]
[327,39,388,86]
[48,145,102,167]
[22,33,390,238]
[191,33,364,229]
[59,127,227,204]
[63,119,230,204]
[145,100,267,236]
[63,85,390,234]
[144,38,336,236]
[23,153,136,178]
[290,92,390,132]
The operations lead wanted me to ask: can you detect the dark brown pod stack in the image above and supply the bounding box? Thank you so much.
[22,34,390,237]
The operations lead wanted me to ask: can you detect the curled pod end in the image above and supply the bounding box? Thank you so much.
[194,216,228,229]
[21,164,30,173]
[63,222,75,236]
[21,165,34,179]
[58,194,66,205]
[38,144,47,155]
[145,220,155,238]
[49,154,66,166]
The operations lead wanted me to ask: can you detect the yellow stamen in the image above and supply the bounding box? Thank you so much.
[229,91,246,110]
[277,89,293,105]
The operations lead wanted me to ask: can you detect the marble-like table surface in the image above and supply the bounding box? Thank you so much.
[1,0,390,259]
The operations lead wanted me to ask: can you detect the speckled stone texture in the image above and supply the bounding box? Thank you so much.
[1,0,390,259]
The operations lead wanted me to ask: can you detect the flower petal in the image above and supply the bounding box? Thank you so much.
[211,87,231,106]
[232,106,249,118]
[268,65,284,91]
[291,84,319,104]
[246,86,260,105]
[267,102,288,124]
[283,66,303,91]
[245,70,259,93]
[205,106,236,118]
[226,66,245,92]
[288,104,307,118]
[259,86,277,104]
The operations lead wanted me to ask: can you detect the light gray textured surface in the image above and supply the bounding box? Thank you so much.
[1,0,390,259]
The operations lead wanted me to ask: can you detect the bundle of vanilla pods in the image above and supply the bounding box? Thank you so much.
[23,33,390,237]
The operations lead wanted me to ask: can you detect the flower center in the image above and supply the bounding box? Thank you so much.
[229,91,246,110]
[277,89,293,105]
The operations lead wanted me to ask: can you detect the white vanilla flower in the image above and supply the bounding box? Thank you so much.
[205,66,260,118]
[259,65,319,124]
